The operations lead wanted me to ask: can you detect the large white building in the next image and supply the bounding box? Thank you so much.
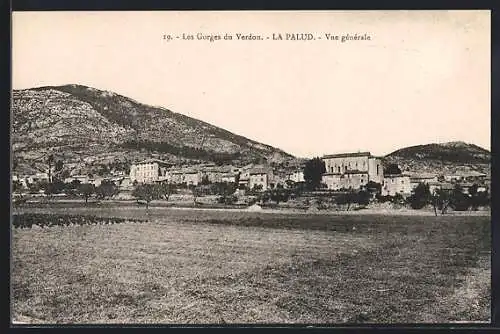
[129,159,172,184]
[321,152,383,190]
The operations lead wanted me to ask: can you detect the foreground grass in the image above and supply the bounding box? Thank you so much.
[11,209,490,324]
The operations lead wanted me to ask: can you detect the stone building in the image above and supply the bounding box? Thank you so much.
[381,174,412,197]
[166,168,202,186]
[409,173,439,189]
[321,152,383,190]
[248,167,274,191]
[200,165,238,183]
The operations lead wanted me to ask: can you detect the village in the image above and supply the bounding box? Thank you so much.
[12,150,491,212]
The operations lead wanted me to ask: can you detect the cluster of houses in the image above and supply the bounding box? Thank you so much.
[128,158,304,191]
[13,151,490,198]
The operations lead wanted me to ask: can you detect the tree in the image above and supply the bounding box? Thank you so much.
[431,188,452,216]
[468,184,479,211]
[64,179,81,196]
[355,190,371,206]
[270,188,290,204]
[55,160,64,172]
[234,173,240,187]
[95,180,119,200]
[132,183,159,209]
[303,157,326,191]
[201,174,210,185]
[28,181,44,193]
[212,182,235,204]
[44,179,66,196]
[12,180,23,193]
[475,189,490,208]
[450,184,470,211]
[336,190,357,211]
[158,182,176,201]
[47,154,54,183]
[259,191,271,204]
[70,179,82,188]
[218,193,237,205]
[408,183,431,209]
[192,186,202,206]
[391,193,405,205]
[384,164,402,175]
[78,183,95,203]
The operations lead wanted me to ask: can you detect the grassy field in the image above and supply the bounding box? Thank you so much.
[11,207,491,324]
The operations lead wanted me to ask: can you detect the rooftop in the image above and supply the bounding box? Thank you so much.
[170,168,199,174]
[409,173,438,179]
[249,167,272,175]
[385,173,411,178]
[135,158,172,166]
[322,152,372,159]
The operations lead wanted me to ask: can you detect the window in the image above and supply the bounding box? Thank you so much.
[377,165,380,175]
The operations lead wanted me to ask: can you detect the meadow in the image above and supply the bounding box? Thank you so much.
[11,207,491,324]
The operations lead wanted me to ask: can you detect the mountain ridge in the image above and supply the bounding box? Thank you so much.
[11,84,490,177]
[12,84,297,175]
[383,141,490,176]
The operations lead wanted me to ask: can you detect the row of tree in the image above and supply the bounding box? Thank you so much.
[131,181,241,209]
[408,183,490,215]
[13,179,120,203]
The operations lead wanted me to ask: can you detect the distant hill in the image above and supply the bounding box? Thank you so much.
[11,84,296,175]
[383,141,490,176]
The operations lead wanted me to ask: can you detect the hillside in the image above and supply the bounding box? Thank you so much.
[383,141,490,176]
[11,84,295,175]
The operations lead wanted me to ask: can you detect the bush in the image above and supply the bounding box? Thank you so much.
[12,213,147,229]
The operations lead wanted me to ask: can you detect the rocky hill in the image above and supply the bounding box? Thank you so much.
[383,141,490,176]
[12,84,296,175]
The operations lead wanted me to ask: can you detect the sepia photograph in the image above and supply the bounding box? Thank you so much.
[10,10,491,325]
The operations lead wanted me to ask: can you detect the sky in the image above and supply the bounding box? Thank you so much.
[12,10,490,158]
